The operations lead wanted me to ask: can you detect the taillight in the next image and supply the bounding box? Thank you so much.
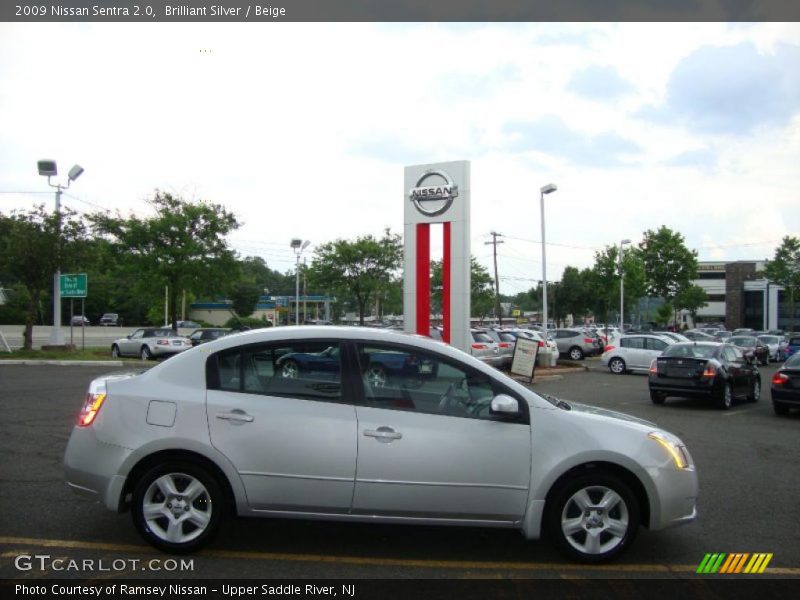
[499,342,511,348]
[584,338,594,344]
[472,343,487,350]
[605,345,615,353]
[772,372,789,385]
[157,339,169,346]
[538,340,545,347]
[77,392,106,427]
[702,363,717,378]
[649,359,657,374]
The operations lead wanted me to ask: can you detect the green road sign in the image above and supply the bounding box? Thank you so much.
[60,273,87,298]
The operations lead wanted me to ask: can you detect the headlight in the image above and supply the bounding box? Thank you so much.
[648,431,691,469]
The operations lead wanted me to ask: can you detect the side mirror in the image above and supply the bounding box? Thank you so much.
[126,335,132,339]
[490,393,520,417]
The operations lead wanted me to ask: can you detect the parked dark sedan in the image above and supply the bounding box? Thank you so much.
[771,353,800,416]
[188,327,231,347]
[726,335,769,366]
[648,342,760,410]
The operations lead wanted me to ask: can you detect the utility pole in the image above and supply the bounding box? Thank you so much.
[485,231,504,327]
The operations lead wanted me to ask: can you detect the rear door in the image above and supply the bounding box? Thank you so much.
[352,342,531,522]
[620,336,647,368]
[206,340,357,513]
[644,337,670,367]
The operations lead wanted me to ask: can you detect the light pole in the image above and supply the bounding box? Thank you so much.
[540,183,557,344]
[290,239,310,325]
[619,239,632,334]
[37,160,84,346]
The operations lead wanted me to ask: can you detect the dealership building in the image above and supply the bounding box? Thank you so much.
[691,260,796,330]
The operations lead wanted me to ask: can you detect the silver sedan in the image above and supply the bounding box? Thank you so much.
[65,326,697,563]
[110,327,192,360]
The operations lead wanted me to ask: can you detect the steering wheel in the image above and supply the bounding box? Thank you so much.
[438,383,467,415]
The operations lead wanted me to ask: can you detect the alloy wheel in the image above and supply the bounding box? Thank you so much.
[141,473,213,546]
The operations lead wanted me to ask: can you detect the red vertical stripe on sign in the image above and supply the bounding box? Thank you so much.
[416,223,430,336]
[443,222,451,344]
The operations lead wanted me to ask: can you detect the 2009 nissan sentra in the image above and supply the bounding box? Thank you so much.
[64,326,698,563]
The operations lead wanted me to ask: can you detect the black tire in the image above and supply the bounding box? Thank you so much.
[546,471,640,564]
[650,390,666,405]
[608,358,626,375]
[773,402,790,416]
[140,345,152,361]
[131,461,224,553]
[569,346,584,361]
[747,377,761,402]
[716,382,733,410]
[111,344,120,358]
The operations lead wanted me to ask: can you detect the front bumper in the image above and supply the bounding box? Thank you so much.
[648,462,699,530]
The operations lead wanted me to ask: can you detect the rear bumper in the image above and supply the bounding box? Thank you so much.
[150,345,190,357]
[771,387,800,404]
[649,377,719,398]
[64,426,132,511]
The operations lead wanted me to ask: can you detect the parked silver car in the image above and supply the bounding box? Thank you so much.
[601,334,675,375]
[551,328,602,360]
[110,327,192,360]
[65,327,697,563]
[470,329,504,368]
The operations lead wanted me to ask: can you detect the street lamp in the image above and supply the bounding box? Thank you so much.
[540,183,557,344]
[38,159,84,345]
[619,239,632,334]
[291,238,310,325]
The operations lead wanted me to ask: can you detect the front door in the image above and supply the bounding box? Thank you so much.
[351,343,531,522]
[206,340,357,513]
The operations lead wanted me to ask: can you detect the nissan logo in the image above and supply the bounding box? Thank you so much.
[409,169,458,217]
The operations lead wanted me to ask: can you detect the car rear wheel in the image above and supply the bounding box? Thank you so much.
[111,344,120,358]
[773,402,790,416]
[747,378,761,402]
[717,382,733,410]
[609,358,626,375]
[546,471,639,564]
[131,461,223,553]
[569,346,584,361]
[649,390,666,405]
[140,346,152,361]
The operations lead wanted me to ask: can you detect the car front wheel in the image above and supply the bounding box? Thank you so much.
[547,471,640,563]
[131,462,223,553]
[608,358,626,375]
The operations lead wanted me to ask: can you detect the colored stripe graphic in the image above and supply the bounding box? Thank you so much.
[697,553,773,574]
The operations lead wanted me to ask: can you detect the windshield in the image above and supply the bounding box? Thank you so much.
[758,336,779,344]
[730,337,755,347]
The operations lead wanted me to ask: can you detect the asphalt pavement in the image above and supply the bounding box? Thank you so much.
[0,362,798,580]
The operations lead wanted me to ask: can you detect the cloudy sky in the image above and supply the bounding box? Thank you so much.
[1,22,798,296]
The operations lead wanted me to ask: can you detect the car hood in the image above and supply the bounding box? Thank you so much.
[563,400,659,429]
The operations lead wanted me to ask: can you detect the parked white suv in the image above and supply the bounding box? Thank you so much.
[601,334,675,374]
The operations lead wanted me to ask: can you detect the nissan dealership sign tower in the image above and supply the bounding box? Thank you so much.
[403,161,471,353]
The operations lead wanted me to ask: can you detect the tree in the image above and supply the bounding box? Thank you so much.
[430,256,494,321]
[307,229,402,326]
[765,236,800,332]
[558,266,590,322]
[639,226,698,307]
[0,205,88,349]
[674,284,708,327]
[90,192,240,331]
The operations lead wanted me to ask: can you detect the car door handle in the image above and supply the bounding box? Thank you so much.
[216,411,254,423]
[364,427,402,442]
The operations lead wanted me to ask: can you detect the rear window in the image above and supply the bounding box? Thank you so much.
[758,336,780,344]
[790,337,800,346]
[663,344,717,359]
[785,354,800,367]
[472,332,494,343]
[730,337,755,347]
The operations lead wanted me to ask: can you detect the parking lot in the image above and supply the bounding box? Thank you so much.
[0,362,798,579]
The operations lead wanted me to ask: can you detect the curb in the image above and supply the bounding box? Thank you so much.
[0,360,125,366]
